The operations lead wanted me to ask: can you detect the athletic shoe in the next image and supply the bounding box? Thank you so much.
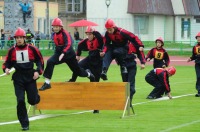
[65,79,75,82]
[121,66,128,74]
[100,71,108,80]
[146,96,154,99]
[93,110,99,114]
[195,93,200,97]
[86,69,95,82]
[21,126,29,131]
[39,83,51,91]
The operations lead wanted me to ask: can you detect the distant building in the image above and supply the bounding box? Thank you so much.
[86,0,200,43]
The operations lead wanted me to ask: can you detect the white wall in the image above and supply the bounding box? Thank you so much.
[191,18,200,42]
[165,16,174,41]
[87,0,134,35]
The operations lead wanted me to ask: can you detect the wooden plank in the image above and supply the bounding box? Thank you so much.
[37,82,129,110]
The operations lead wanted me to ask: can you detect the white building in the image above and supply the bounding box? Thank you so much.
[87,0,200,43]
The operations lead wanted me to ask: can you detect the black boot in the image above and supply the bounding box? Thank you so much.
[100,67,108,80]
[86,69,95,82]
[93,110,99,114]
[39,83,51,91]
[121,66,128,74]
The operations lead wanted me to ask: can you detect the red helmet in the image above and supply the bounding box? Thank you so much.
[155,37,164,46]
[195,32,200,39]
[14,28,26,37]
[85,26,95,33]
[166,66,176,75]
[52,18,63,27]
[105,19,116,29]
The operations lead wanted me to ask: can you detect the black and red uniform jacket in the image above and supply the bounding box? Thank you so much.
[146,47,170,68]
[2,44,44,75]
[103,27,144,53]
[124,42,146,68]
[190,43,200,64]
[76,31,104,63]
[53,28,75,57]
[153,68,171,92]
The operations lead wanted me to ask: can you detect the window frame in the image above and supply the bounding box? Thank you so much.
[65,0,83,13]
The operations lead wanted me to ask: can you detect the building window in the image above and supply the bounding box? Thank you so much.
[181,18,190,38]
[38,18,42,32]
[134,15,149,35]
[194,16,200,23]
[66,0,83,13]
[44,19,46,34]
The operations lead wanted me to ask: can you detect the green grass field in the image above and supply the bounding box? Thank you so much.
[0,61,199,132]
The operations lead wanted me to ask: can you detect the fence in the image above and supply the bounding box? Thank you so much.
[0,40,80,51]
[0,40,196,56]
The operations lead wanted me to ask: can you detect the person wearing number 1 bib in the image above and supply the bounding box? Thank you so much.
[2,27,44,131]
[146,37,170,68]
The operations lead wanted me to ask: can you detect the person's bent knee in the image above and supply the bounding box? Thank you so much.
[28,95,40,105]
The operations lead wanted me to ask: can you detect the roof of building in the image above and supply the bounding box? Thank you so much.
[128,0,200,16]
[127,0,174,15]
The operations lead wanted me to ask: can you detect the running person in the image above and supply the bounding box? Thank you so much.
[2,27,44,131]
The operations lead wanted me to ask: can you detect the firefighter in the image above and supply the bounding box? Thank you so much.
[100,19,144,81]
[67,26,103,83]
[145,66,176,99]
[2,27,44,131]
[39,18,95,91]
[121,42,146,105]
[187,32,200,97]
[67,26,104,113]
[146,37,170,68]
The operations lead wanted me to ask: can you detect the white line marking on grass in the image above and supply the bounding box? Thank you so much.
[132,94,194,106]
[0,94,195,126]
[0,110,92,126]
[160,120,200,132]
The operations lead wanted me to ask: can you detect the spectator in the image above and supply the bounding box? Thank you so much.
[26,29,34,44]
[48,28,55,50]
[35,31,41,49]
[7,35,14,48]
[1,29,10,49]
[74,27,80,41]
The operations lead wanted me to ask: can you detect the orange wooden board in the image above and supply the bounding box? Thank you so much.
[37,82,129,110]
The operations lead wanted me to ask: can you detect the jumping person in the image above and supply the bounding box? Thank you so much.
[146,37,170,68]
[67,26,104,113]
[2,27,44,131]
[121,42,146,105]
[145,66,176,99]
[187,32,200,97]
[67,26,103,83]
[39,18,95,91]
[100,19,144,81]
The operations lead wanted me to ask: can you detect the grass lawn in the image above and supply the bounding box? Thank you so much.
[0,61,199,132]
